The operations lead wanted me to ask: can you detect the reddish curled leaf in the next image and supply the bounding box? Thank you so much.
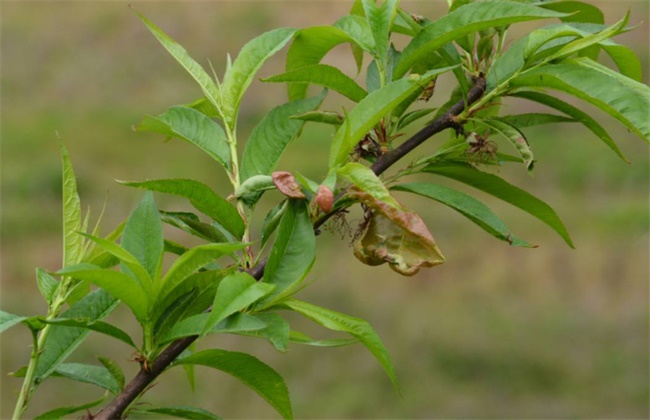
[272,171,306,199]
[315,185,334,213]
[350,188,445,276]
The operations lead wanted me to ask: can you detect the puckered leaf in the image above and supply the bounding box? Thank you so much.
[350,188,445,276]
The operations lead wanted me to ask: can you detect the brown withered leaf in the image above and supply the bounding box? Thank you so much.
[315,185,334,213]
[272,171,306,199]
[350,188,445,276]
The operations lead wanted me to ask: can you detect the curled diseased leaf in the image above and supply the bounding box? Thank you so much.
[272,172,306,199]
[351,189,445,276]
[315,185,334,213]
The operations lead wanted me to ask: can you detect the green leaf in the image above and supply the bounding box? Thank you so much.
[160,211,231,243]
[237,313,290,352]
[240,92,326,183]
[121,191,164,282]
[0,310,28,334]
[338,162,401,208]
[160,313,267,344]
[57,264,150,323]
[422,162,574,247]
[510,90,627,161]
[394,1,566,78]
[258,200,315,308]
[282,299,400,394]
[176,349,293,419]
[261,201,288,247]
[134,406,222,420]
[510,58,650,141]
[134,8,224,119]
[289,330,358,347]
[221,27,297,129]
[202,272,275,336]
[35,289,119,382]
[61,144,83,267]
[43,318,136,348]
[392,183,533,247]
[79,234,153,295]
[34,396,107,420]
[362,0,400,64]
[36,268,59,304]
[541,1,604,24]
[136,106,230,169]
[98,356,125,390]
[333,14,375,53]
[498,113,575,128]
[329,67,454,167]
[285,26,359,100]
[263,65,367,102]
[542,12,628,62]
[290,110,343,126]
[477,118,535,172]
[397,107,436,130]
[54,362,121,394]
[159,243,248,301]
[152,269,228,335]
[119,179,245,238]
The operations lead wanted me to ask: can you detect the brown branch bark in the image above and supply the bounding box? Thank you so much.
[88,76,486,420]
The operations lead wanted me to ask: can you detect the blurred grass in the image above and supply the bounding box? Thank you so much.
[1,1,648,419]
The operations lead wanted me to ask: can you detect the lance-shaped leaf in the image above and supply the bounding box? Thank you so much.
[221,27,297,128]
[121,191,163,282]
[541,0,604,24]
[35,289,119,382]
[285,26,358,100]
[394,1,566,79]
[281,299,401,394]
[134,406,222,420]
[289,330,358,348]
[160,211,231,244]
[134,9,224,119]
[80,233,153,295]
[175,349,293,419]
[329,67,454,167]
[136,106,231,169]
[498,113,575,128]
[291,110,343,126]
[333,14,375,53]
[510,58,650,142]
[0,310,28,334]
[44,318,136,348]
[119,179,244,238]
[478,118,535,172]
[98,356,125,391]
[160,313,267,344]
[236,313,290,353]
[36,268,59,305]
[61,144,83,267]
[338,162,401,208]
[422,162,574,247]
[362,0,400,64]
[57,264,150,323]
[53,362,121,395]
[349,188,445,276]
[392,183,534,247]
[263,64,367,102]
[159,243,247,301]
[509,90,627,162]
[258,200,315,308]
[34,396,107,420]
[202,272,274,336]
[240,92,325,183]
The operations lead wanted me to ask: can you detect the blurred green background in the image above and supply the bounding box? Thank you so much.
[1,1,648,418]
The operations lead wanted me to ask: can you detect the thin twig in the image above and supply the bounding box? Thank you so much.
[88,76,486,420]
